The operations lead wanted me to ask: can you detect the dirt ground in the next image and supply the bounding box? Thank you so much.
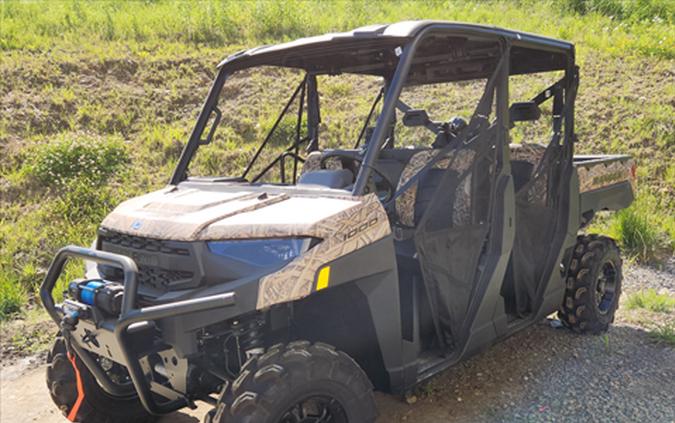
[2,261,674,423]
[2,320,674,423]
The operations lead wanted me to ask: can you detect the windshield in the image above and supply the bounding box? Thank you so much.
[171,30,570,200]
[182,66,385,185]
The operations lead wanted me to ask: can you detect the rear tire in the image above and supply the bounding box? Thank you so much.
[46,335,153,423]
[558,235,622,334]
[205,341,377,423]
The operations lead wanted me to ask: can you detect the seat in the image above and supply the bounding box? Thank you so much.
[509,143,547,167]
[395,149,475,228]
[297,151,351,189]
[509,143,548,202]
[300,151,343,174]
[297,168,353,189]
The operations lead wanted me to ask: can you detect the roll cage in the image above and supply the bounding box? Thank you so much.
[170,21,577,199]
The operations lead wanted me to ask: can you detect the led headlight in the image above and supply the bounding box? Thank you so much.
[85,238,101,279]
[207,238,315,268]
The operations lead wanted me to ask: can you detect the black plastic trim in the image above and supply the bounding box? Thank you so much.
[39,246,235,415]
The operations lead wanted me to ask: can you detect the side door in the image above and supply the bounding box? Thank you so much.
[402,42,516,356]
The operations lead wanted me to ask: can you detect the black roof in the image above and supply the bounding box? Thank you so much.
[219,21,574,82]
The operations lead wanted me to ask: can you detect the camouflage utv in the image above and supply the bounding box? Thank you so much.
[41,21,636,423]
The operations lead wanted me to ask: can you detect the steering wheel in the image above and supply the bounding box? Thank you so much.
[320,151,395,202]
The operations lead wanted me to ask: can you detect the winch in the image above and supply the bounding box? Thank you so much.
[68,279,124,316]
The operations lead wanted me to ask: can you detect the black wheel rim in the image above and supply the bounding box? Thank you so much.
[279,395,348,423]
[596,261,617,314]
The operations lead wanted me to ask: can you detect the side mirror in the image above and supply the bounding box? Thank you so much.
[510,102,541,123]
[402,109,430,127]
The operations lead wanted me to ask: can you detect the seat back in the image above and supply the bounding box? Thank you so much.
[509,143,548,202]
[395,149,475,227]
[301,151,343,174]
[509,143,547,166]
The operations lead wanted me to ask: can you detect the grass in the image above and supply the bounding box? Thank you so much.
[0,276,27,319]
[622,290,675,346]
[20,134,129,187]
[625,289,675,313]
[590,192,674,261]
[0,0,672,58]
[0,0,673,320]
[648,322,675,345]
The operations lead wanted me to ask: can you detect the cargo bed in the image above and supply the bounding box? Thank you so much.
[574,154,635,226]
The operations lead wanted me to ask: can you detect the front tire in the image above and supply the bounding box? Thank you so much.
[46,336,153,423]
[206,341,377,423]
[558,235,623,334]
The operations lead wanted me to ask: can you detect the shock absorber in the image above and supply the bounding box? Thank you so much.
[231,316,265,364]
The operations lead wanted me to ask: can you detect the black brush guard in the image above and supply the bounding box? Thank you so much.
[40,245,236,415]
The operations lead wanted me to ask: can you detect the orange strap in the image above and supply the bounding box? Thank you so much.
[66,352,85,422]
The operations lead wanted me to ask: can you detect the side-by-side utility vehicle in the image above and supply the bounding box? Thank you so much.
[41,21,636,423]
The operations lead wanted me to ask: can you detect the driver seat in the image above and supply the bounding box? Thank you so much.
[301,151,343,174]
[298,151,352,189]
[395,149,475,228]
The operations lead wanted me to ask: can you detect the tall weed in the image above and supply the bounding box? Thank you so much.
[22,134,129,187]
[605,193,669,261]
[0,277,26,319]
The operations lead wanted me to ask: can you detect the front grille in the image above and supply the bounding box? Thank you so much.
[138,266,193,292]
[98,230,196,296]
[99,230,190,256]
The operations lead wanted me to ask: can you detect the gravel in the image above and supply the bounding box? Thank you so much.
[624,256,675,295]
[375,322,675,422]
[2,262,673,423]
[375,261,675,422]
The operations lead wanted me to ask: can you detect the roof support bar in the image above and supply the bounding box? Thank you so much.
[352,42,418,195]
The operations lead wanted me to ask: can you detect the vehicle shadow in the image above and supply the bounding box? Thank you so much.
[153,322,672,423]
[373,321,672,422]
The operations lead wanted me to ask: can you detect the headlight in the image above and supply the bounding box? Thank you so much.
[85,238,101,279]
[207,238,316,268]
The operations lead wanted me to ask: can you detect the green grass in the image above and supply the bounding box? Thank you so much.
[625,289,675,313]
[595,192,674,261]
[20,134,129,187]
[0,276,27,319]
[648,322,675,345]
[0,0,673,321]
[0,0,672,58]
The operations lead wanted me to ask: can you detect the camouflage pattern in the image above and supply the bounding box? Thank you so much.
[256,193,391,309]
[101,186,384,242]
[301,151,343,174]
[449,149,477,226]
[395,149,475,227]
[100,188,294,241]
[396,150,442,226]
[100,186,391,309]
[509,143,635,196]
[577,158,636,192]
[509,143,547,164]
[509,143,548,204]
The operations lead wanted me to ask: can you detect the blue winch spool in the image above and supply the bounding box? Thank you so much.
[68,279,124,316]
[73,280,105,306]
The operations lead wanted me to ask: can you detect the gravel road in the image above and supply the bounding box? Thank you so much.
[2,262,673,423]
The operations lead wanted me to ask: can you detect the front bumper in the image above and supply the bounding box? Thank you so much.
[40,245,235,415]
